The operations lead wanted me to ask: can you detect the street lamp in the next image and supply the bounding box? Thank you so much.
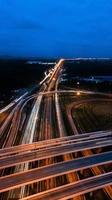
[77,91,81,96]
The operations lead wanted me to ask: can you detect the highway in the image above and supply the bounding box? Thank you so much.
[0,130,111,157]
[55,70,83,200]
[0,59,112,199]
[21,172,112,200]
[0,135,111,170]
[17,59,64,198]
[0,59,64,199]
[0,151,112,193]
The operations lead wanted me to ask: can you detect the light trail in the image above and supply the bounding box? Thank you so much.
[21,172,112,200]
[0,151,111,193]
[0,130,111,157]
[0,136,111,170]
[0,58,112,199]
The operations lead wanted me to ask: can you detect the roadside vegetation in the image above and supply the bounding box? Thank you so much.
[73,102,112,133]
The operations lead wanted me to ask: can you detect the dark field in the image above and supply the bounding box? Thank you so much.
[62,59,112,92]
[73,101,112,133]
[0,59,55,105]
[0,59,55,90]
[64,59,112,77]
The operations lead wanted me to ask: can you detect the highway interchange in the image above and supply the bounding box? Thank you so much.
[0,59,112,199]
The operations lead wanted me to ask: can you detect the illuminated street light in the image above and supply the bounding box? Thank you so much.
[77,91,81,96]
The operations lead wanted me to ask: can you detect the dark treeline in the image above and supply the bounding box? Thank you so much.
[0,59,54,91]
[64,60,112,77]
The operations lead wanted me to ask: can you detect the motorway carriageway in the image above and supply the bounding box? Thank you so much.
[0,151,112,193]
[0,134,111,170]
[21,172,112,200]
[0,130,111,157]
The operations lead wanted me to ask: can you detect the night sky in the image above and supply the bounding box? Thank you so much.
[0,0,112,58]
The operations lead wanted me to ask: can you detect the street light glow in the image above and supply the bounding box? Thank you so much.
[77,91,81,96]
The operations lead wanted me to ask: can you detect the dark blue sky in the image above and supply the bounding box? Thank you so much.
[0,0,112,58]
